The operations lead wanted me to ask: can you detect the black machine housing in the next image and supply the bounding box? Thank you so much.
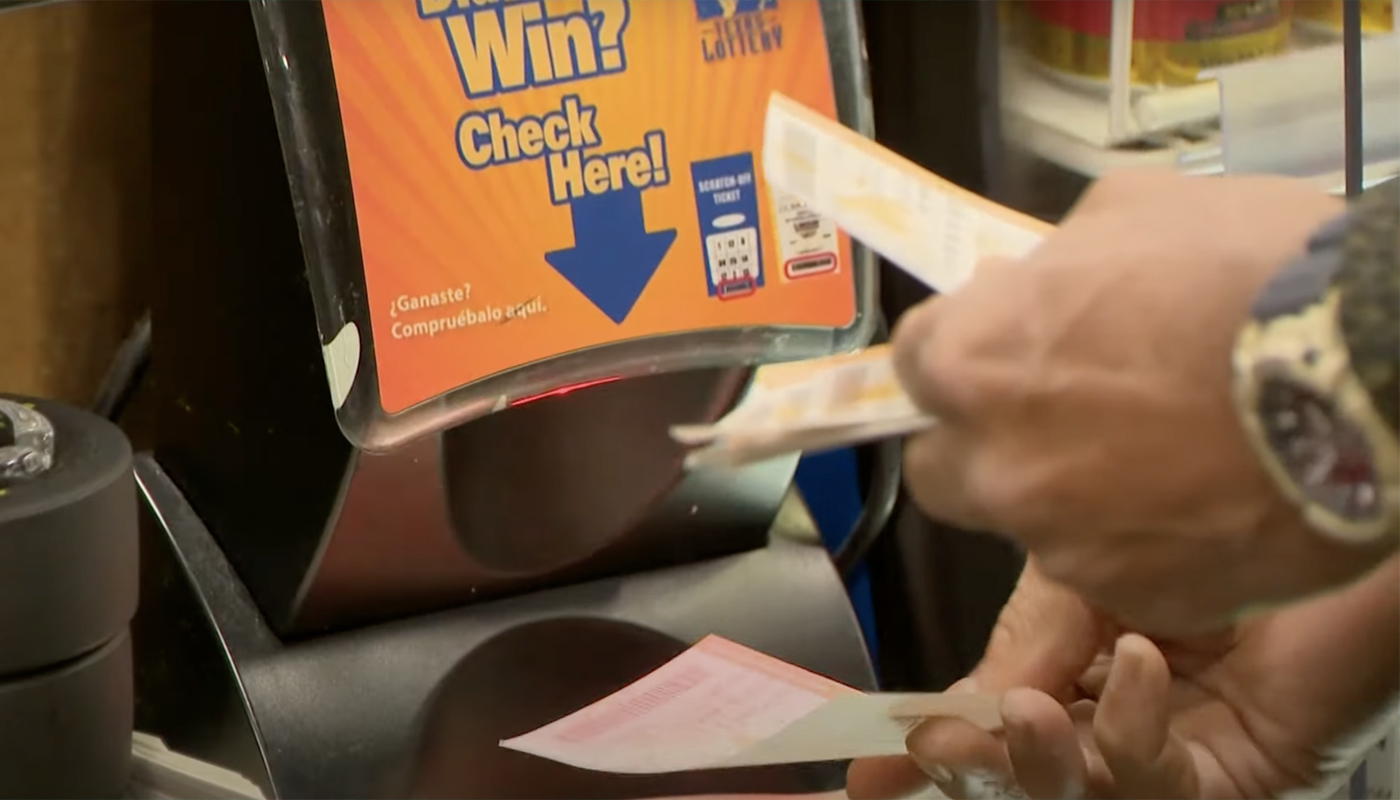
[125,2,877,797]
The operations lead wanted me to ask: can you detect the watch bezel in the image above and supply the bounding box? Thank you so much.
[1234,293,1400,545]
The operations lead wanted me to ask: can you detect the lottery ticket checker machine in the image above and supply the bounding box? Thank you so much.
[128,2,881,798]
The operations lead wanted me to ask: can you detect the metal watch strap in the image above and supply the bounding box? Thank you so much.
[1252,181,1399,403]
[1333,178,1399,437]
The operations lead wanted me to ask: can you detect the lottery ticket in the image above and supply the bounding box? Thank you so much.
[760,91,1051,294]
[500,635,1001,775]
[673,346,932,468]
[671,344,927,439]
[671,93,1054,467]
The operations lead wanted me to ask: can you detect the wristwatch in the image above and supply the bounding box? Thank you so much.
[1233,179,1400,544]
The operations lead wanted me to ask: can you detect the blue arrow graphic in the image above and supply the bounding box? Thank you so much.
[545,188,676,324]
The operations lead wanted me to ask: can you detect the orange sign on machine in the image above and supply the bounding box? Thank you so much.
[320,0,856,414]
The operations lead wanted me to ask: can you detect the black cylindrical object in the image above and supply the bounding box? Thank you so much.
[0,394,138,798]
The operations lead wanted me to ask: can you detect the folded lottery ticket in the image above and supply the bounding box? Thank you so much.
[500,635,1001,774]
[673,344,932,468]
[671,93,1055,467]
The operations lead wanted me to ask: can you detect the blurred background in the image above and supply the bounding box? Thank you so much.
[0,3,1393,796]
[0,1,149,405]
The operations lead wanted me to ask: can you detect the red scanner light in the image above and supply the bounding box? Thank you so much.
[509,376,623,407]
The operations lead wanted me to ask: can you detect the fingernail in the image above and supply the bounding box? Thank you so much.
[1112,633,1152,673]
[913,760,954,785]
[961,769,1027,800]
[1115,632,1151,653]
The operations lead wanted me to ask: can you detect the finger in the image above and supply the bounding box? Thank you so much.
[902,424,989,531]
[903,566,1108,799]
[845,755,929,800]
[889,258,1017,422]
[890,295,942,405]
[1001,688,1089,800]
[1067,700,1118,799]
[1093,634,1200,799]
[1075,654,1115,700]
[975,562,1113,698]
[905,717,1013,800]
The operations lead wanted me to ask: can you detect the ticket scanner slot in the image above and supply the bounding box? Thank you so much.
[128,1,878,796]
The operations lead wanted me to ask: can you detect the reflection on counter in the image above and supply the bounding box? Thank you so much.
[400,618,844,800]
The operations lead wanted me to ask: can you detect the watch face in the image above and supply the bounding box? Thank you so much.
[1258,377,1381,522]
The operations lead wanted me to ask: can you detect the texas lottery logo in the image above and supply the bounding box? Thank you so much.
[694,0,779,21]
[695,0,783,62]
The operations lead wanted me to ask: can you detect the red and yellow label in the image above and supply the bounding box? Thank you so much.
[1295,0,1393,33]
[320,0,855,414]
[1020,0,1292,87]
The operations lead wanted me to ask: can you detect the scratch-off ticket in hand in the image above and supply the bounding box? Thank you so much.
[761,91,1052,294]
[499,635,1001,774]
[670,93,1055,468]
[672,344,933,468]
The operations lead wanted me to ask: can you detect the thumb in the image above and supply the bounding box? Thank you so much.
[971,560,1114,698]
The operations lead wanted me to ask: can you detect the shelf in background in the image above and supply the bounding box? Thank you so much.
[1002,34,1400,188]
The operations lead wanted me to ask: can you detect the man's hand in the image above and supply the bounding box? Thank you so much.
[893,168,1388,636]
[846,562,1112,800]
[846,558,1400,800]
